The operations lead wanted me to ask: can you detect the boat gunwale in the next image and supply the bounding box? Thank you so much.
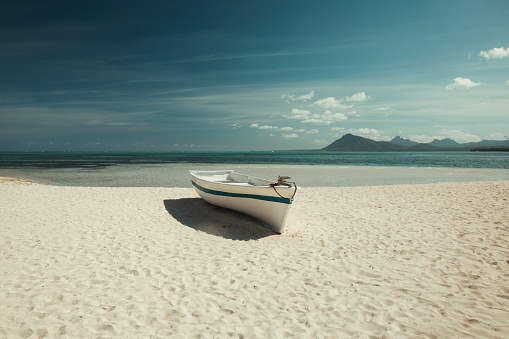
[189,170,275,187]
[190,170,296,201]
[191,180,293,205]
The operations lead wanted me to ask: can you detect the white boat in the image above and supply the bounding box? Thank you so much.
[189,170,298,233]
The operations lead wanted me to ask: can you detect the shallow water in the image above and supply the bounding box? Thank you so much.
[1,163,507,187]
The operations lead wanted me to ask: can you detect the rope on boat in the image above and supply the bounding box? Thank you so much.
[269,176,298,201]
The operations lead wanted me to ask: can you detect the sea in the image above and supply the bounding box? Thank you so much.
[0,151,507,187]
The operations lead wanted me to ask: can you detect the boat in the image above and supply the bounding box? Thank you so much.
[189,170,298,233]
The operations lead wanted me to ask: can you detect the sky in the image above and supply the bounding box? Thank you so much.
[0,0,508,151]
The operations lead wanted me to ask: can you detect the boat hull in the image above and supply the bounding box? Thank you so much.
[189,170,296,233]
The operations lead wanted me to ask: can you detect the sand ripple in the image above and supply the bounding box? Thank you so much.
[1,179,508,337]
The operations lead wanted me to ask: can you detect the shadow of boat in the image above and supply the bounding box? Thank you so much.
[163,198,275,240]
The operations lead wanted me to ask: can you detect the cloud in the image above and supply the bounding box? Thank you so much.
[301,110,348,125]
[250,123,278,130]
[281,91,315,103]
[230,123,241,129]
[285,108,311,120]
[438,129,480,143]
[407,135,435,143]
[283,133,299,139]
[486,133,508,140]
[345,128,389,141]
[479,46,509,60]
[250,123,295,137]
[301,118,332,125]
[408,130,481,143]
[306,129,319,134]
[375,107,393,117]
[445,77,484,90]
[345,110,360,117]
[346,91,370,102]
[296,91,315,101]
[259,125,278,130]
[313,97,351,109]
[324,110,348,121]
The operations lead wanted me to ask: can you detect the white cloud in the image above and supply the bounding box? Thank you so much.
[346,128,389,141]
[375,107,392,111]
[486,133,508,140]
[281,94,292,102]
[301,118,333,125]
[506,80,509,84]
[323,110,348,121]
[409,130,481,143]
[296,91,315,101]
[330,127,344,131]
[346,91,370,102]
[301,110,348,125]
[446,77,484,90]
[345,111,361,118]
[250,123,279,130]
[313,97,351,109]
[479,46,509,60]
[408,135,435,143]
[230,123,241,129]
[281,91,315,103]
[306,129,319,134]
[286,108,311,119]
[438,129,480,143]
[259,125,278,130]
[250,123,299,139]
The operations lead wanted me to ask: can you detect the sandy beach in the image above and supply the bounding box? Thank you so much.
[1,177,508,338]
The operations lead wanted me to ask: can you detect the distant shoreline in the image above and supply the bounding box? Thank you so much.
[2,148,509,153]
[470,147,509,152]
[322,134,509,152]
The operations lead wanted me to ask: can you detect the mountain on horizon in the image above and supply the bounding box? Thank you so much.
[322,134,509,152]
[429,138,461,148]
[323,134,406,151]
[390,136,418,147]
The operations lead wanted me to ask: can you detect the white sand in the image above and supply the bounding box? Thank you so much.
[1,177,508,338]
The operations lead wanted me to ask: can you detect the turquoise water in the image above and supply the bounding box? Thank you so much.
[1,151,507,187]
[1,151,508,169]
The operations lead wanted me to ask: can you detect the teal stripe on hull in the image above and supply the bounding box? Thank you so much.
[192,181,292,204]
